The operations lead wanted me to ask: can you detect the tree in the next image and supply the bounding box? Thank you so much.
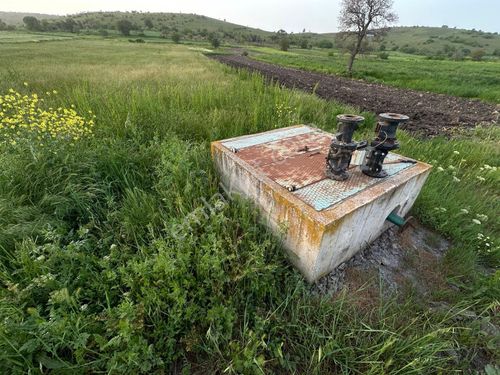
[274,29,290,51]
[23,16,42,31]
[144,18,154,29]
[211,37,221,48]
[208,33,221,48]
[40,19,53,32]
[471,49,486,61]
[318,39,334,48]
[279,38,290,51]
[171,32,181,44]
[60,17,77,33]
[116,19,133,36]
[338,0,397,75]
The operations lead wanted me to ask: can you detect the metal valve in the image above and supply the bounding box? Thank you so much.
[361,113,409,178]
[325,114,366,181]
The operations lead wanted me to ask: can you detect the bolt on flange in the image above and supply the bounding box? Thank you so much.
[361,113,409,178]
[325,114,366,181]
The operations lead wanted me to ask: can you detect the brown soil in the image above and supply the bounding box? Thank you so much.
[314,223,451,300]
[211,54,499,137]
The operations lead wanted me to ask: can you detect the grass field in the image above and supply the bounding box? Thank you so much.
[0,39,498,373]
[0,30,77,43]
[250,46,500,103]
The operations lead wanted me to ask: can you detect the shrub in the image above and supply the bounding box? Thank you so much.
[171,32,181,44]
[23,16,42,31]
[241,51,249,56]
[378,52,389,60]
[452,51,465,61]
[144,18,153,29]
[299,39,309,49]
[211,38,221,48]
[426,54,445,60]
[317,39,334,49]
[116,19,134,36]
[279,38,290,51]
[208,33,221,49]
[471,49,486,61]
[401,45,417,54]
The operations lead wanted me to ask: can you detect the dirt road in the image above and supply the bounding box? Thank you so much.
[211,54,498,137]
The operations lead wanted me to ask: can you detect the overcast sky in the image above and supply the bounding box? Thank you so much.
[2,0,499,33]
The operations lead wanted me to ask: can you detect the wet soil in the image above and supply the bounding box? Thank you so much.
[313,222,451,299]
[211,54,499,137]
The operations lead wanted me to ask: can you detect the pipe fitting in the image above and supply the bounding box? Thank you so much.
[361,113,409,178]
[386,212,415,232]
[325,114,365,181]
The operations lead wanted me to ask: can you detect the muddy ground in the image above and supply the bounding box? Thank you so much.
[212,54,499,137]
[313,223,499,371]
[313,223,450,298]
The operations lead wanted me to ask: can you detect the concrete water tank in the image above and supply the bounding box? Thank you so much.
[211,125,431,282]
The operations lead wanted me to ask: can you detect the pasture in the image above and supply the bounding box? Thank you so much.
[251,46,500,103]
[0,39,498,373]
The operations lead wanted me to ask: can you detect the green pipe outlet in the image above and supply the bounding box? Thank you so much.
[386,212,406,227]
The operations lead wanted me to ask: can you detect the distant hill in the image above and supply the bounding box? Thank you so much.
[0,11,60,25]
[0,11,272,43]
[315,26,500,58]
[70,11,271,37]
[378,26,500,56]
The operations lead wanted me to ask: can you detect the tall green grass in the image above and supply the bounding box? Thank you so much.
[0,40,498,373]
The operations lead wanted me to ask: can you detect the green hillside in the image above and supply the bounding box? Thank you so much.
[379,26,500,57]
[71,11,270,36]
[0,11,272,43]
[308,26,500,57]
[0,11,59,25]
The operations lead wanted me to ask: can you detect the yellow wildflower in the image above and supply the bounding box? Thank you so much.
[0,88,95,148]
